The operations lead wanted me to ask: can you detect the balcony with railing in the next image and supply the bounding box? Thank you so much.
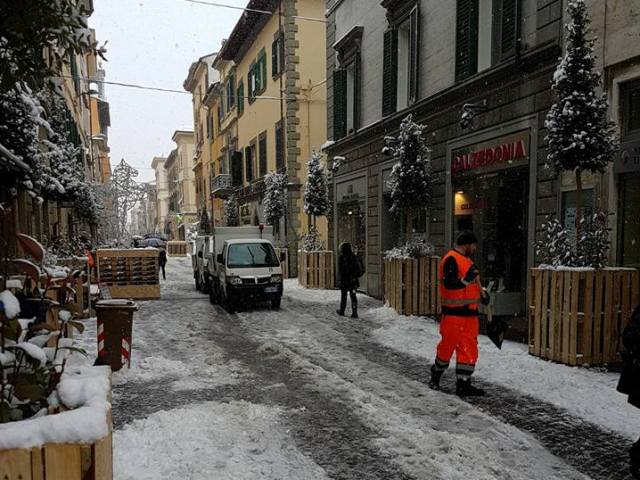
[211,174,233,197]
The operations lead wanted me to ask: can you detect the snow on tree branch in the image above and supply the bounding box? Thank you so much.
[303,152,330,220]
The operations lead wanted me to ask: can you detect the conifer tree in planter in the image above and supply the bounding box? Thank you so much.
[224,194,239,227]
[302,152,329,252]
[529,2,635,366]
[544,0,617,254]
[383,114,433,247]
[263,171,287,245]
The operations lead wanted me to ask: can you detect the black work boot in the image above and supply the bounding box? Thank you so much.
[429,365,443,391]
[351,307,358,319]
[456,378,485,397]
[336,309,345,316]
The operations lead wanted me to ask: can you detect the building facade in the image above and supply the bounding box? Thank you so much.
[189,0,327,273]
[152,156,169,234]
[164,130,197,240]
[184,53,218,227]
[325,0,566,334]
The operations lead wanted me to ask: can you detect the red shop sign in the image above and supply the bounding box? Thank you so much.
[452,139,527,175]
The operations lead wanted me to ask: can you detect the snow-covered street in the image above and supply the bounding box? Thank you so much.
[76,258,637,480]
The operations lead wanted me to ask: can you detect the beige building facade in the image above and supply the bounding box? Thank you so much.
[152,156,169,234]
[187,0,327,274]
[165,130,197,240]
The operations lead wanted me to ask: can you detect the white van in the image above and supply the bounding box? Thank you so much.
[209,237,283,311]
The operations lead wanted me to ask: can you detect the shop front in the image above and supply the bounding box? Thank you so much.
[446,122,538,322]
[616,139,640,269]
[334,174,367,292]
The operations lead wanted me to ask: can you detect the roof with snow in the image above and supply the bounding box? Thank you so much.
[219,0,279,62]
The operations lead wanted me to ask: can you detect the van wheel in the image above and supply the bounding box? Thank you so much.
[271,297,281,310]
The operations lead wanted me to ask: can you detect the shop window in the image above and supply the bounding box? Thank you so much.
[560,188,595,241]
[333,26,363,140]
[258,132,267,177]
[381,3,419,116]
[622,79,640,140]
[455,0,518,82]
[619,174,640,268]
[336,177,368,291]
[452,168,528,309]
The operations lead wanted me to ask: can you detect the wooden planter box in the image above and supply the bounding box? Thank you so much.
[0,367,113,480]
[275,248,289,279]
[384,257,441,316]
[167,241,188,257]
[529,267,639,366]
[96,249,160,299]
[298,250,334,289]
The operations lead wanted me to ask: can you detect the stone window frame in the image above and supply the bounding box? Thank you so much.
[332,25,364,138]
[621,78,640,141]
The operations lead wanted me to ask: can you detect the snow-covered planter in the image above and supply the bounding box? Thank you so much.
[528,1,630,367]
[529,267,639,366]
[167,241,188,257]
[384,255,440,317]
[0,366,113,480]
[297,250,334,290]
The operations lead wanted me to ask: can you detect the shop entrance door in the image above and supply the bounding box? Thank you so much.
[336,177,367,292]
[453,168,529,319]
[619,173,640,269]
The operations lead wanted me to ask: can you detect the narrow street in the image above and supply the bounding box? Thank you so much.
[73,258,636,480]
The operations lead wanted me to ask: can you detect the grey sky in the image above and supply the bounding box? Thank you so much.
[90,0,242,182]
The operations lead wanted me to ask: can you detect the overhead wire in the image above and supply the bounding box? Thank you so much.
[183,0,327,23]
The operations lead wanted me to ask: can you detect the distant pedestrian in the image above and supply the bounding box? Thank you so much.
[158,248,167,281]
[617,305,640,479]
[429,231,490,397]
[336,242,364,319]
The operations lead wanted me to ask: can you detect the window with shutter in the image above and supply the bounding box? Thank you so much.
[333,68,348,140]
[382,28,398,116]
[272,33,284,77]
[408,5,419,103]
[227,73,236,109]
[500,0,517,59]
[455,0,479,81]
[258,132,267,177]
[232,151,243,186]
[248,63,256,103]
[275,120,285,170]
[245,144,254,183]
[237,81,244,116]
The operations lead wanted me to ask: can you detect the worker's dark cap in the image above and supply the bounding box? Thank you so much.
[456,231,478,246]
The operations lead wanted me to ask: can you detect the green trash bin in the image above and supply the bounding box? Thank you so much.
[95,299,138,371]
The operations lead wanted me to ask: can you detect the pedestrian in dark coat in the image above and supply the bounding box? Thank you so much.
[336,242,364,318]
[618,305,640,479]
[158,248,167,281]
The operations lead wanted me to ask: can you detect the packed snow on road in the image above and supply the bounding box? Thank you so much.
[72,258,636,480]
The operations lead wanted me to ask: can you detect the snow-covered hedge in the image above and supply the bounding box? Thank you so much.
[535,212,610,268]
[384,239,434,260]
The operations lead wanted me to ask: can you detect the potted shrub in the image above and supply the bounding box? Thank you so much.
[0,234,112,479]
[530,1,638,366]
[299,152,334,289]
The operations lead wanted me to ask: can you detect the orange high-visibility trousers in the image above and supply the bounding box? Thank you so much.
[435,315,479,367]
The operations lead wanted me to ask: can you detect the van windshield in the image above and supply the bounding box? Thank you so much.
[227,243,280,268]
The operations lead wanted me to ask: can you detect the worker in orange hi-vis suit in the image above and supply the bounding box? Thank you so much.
[429,231,490,397]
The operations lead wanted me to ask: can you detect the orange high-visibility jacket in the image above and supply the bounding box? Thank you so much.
[438,249,481,311]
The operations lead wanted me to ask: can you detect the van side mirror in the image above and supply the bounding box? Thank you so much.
[198,251,203,259]
[217,253,223,264]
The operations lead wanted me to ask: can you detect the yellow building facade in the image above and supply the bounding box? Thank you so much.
[204,0,327,274]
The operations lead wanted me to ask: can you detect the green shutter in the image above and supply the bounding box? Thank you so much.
[333,68,347,140]
[455,0,479,81]
[259,135,267,177]
[237,82,244,115]
[272,38,279,77]
[382,28,398,117]
[259,51,267,92]
[500,0,517,58]
[353,56,361,131]
[409,5,420,103]
[248,63,255,102]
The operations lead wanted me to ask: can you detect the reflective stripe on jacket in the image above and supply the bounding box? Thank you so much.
[438,249,481,313]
